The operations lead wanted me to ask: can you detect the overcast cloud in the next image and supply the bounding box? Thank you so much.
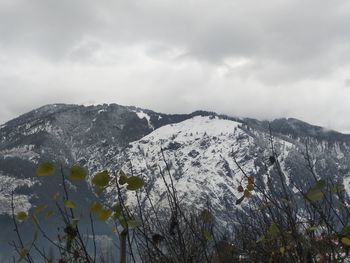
[1,0,350,132]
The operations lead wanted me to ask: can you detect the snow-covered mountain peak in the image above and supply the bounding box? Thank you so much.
[109,114,350,226]
[141,116,241,142]
[120,116,260,221]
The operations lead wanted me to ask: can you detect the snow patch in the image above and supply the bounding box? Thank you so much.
[135,110,154,129]
[344,176,350,198]
[1,145,40,162]
[0,174,37,215]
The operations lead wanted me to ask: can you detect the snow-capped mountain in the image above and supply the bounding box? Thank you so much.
[119,115,350,227]
[1,103,350,260]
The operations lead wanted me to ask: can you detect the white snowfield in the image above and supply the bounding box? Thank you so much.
[143,116,241,140]
[120,116,269,221]
[0,145,40,162]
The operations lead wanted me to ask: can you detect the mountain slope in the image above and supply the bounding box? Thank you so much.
[1,103,350,260]
[2,103,350,216]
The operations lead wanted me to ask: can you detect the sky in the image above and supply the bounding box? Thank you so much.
[1,0,350,133]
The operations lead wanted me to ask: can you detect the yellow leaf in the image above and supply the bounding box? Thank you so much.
[36,162,55,176]
[45,210,54,219]
[69,165,87,181]
[306,188,323,201]
[90,202,103,214]
[99,209,113,221]
[280,247,285,254]
[244,189,251,198]
[247,176,254,184]
[16,211,28,221]
[92,171,110,187]
[268,224,279,238]
[341,237,350,246]
[247,183,254,191]
[17,248,29,263]
[64,200,76,209]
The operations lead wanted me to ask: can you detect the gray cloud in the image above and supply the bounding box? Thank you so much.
[1,0,350,132]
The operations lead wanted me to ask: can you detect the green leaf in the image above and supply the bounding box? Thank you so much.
[36,162,55,177]
[306,188,324,201]
[34,204,48,215]
[306,226,318,232]
[64,200,76,209]
[305,180,326,201]
[112,205,122,220]
[99,209,113,221]
[256,235,265,243]
[16,248,29,263]
[342,226,350,235]
[127,219,142,229]
[31,215,39,226]
[268,224,279,238]
[119,170,128,185]
[90,202,103,214]
[331,184,344,193]
[119,218,128,228]
[52,192,60,200]
[117,218,141,228]
[72,218,80,226]
[16,211,28,221]
[341,237,350,246]
[92,171,110,187]
[315,179,326,190]
[69,165,87,181]
[280,247,285,254]
[200,209,212,223]
[45,210,54,219]
[126,176,145,191]
[203,230,213,241]
[95,186,105,196]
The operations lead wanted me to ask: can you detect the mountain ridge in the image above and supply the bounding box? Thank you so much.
[3,103,349,133]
